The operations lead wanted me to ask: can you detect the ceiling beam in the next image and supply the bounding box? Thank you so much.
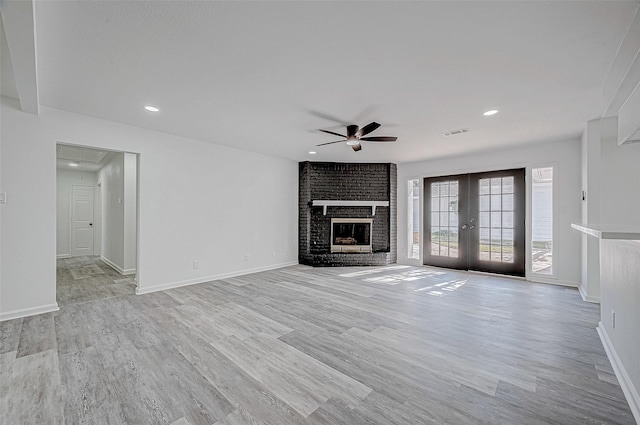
[0,0,39,114]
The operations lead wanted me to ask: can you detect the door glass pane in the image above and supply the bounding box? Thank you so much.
[491,228,502,243]
[479,195,490,211]
[431,228,440,255]
[491,178,501,193]
[502,211,513,228]
[491,250,501,261]
[429,180,458,258]
[431,212,440,226]
[479,179,490,195]
[407,179,420,260]
[450,182,459,196]
[478,176,516,263]
[490,194,501,210]
[502,177,514,193]
[502,228,514,245]
[491,212,501,227]
[532,167,553,274]
[431,182,440,197]
[440,211,449,226]
[479,212,489,227]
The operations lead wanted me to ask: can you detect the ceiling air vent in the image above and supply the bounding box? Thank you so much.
[442,128,470,137]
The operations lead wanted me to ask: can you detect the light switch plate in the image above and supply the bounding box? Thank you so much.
[0,192,6,204]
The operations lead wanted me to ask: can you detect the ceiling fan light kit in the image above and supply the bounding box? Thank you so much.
[316,121,398,152]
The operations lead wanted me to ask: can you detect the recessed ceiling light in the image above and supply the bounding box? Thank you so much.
[309,151,317,155]
[483,109,499,116]
[69,162,79,167]
[144,105,160,112]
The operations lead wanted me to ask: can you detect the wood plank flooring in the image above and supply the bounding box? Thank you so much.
[1,263,636,424]
[56,256,136,306]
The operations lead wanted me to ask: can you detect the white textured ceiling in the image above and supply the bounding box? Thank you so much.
[3,1,639,163]
[56,145,116,172]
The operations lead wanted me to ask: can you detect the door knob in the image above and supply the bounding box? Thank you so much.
[469,225,475,230]
[461,224,468,230]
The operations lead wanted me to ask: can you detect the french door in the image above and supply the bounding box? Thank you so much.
[423,169,525,276]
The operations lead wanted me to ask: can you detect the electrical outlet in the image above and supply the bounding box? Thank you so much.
[193,260,199,269]
[612,310,616,329]
[244,254,250,262]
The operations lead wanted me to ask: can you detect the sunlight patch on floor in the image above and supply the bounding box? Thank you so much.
[414,279,467,296]
[360,268,447,285]
[339,265,412,278]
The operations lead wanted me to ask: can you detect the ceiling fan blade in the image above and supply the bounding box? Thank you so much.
[359,122,381,137]
[351,143,362,152]
[352,105,379,124]
[316,140,346,146]
[308,110,350,126]
[319,129,346,138]
[360,136,397,142]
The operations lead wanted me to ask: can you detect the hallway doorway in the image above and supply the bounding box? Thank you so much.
[56,144,139,305]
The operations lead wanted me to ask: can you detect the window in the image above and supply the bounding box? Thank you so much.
[531,167,553,275]
[407,179,420,259]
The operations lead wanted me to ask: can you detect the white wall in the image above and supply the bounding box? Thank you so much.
[98,153,126,272]
[97,151,137,275]
[123,152,137,273]
[580,119,604,302]
[56,169,97,257]
[397,138,582,286]
[600,131,640,225]
[0,97,298,320]
[599,239,640,423]
[593,9,640,421]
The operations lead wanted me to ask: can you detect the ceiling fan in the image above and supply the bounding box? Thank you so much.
[317,122,397,152]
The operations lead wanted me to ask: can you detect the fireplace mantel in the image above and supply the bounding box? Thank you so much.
[311,200,390,216]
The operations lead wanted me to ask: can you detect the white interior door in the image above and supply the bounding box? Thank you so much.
[72,185,95,256]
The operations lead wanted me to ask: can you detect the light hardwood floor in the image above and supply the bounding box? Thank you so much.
[1,263,636,424]
[56,256,136,306]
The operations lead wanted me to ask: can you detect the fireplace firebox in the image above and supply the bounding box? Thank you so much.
[331,218,373,253]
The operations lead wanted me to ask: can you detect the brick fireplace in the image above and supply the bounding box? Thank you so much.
[299,162,397,266]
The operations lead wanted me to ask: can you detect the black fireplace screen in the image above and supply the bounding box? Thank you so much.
[332,222,371,246]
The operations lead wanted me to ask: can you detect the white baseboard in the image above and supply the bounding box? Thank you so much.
[101,256,136,276]
[527,275,579,288]
[597,322,640,424]
[56,254,71,259]
[578,284,601,303]
[136,261,298,295]
[0,303,60,322]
